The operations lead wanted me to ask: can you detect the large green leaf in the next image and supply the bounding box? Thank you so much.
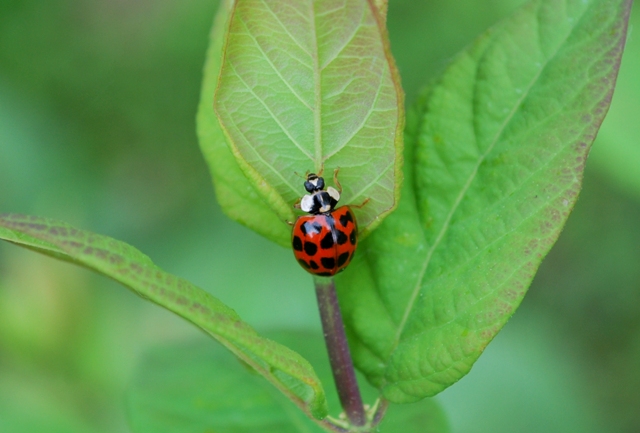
[127,331,449,433]
[0,213,328,419]
[337,0,632,402]
[198,0,293,247]
[214,0,404,242]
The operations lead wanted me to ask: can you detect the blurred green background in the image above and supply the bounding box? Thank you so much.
[0,0,638,432]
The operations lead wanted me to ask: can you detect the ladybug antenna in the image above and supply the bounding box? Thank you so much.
[293,171,309,180]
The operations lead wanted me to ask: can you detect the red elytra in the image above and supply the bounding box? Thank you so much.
[292,206,357,276]
[291,172,358,276]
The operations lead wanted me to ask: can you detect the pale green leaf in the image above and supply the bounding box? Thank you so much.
[0,213,328,419]
[197,0,292,247]
[214,0,404,240]
[337,0,632,402]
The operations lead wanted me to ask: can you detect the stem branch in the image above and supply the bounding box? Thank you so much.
[314,276,366,427]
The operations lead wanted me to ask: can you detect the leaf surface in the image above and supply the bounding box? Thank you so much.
[198,0,292,247]
[0,213,328,419]
[337,0,632,402]
[214,0,404,240]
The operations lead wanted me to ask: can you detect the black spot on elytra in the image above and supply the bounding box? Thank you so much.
[337,252,350,267]
[320,232,334,249]
[309,260,319,270]
[304,242,318,256]
[349,230,356,245]
[339,211,353,227]
[336,230,348,245]
[321,257,335,269]
[292,236,303,251]
[299,223,307,235]
[298,259,310,269]
[317,271,332,277]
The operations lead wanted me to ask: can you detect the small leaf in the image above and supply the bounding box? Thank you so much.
[0,213,328,419]
[198,0,292,247]
[337,0,632,402]
[214,0,404,241]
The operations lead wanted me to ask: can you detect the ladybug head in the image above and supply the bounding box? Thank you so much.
[304,173,325,193]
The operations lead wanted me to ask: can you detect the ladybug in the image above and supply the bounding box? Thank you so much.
[291,171,358,276]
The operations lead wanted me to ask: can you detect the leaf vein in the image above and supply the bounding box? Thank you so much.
[228,62,313,162]
[239,15,313,111]
[320,6,367,71]
[323,67,387,161]
[387,9,580,366]
[310,0,322,170]
[259,0,313,58]
[348,159,393,202]
[220,85,301,193]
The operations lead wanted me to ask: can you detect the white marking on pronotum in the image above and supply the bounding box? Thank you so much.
[300,195,314,213]
[327,186,341,202]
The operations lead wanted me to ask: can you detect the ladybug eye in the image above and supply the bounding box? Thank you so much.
[304,181,315,193]
[316,177,325,190]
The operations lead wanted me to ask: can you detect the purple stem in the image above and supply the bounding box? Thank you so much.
[314,276,366,427]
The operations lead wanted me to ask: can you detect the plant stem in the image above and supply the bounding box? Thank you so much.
[313,275,366,427]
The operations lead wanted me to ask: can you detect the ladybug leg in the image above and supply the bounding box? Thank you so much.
[286,220,295,226]
[333,167,342,193]
[352,197,370,209]
[293,197,302,209]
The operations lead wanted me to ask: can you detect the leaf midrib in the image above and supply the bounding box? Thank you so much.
[310,1,322,171]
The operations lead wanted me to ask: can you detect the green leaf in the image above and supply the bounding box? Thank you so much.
[337,0,632,402]
[214,0,404,242]
[127,331,449,433]
[0,213,328,419]
[198,0,292,247]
